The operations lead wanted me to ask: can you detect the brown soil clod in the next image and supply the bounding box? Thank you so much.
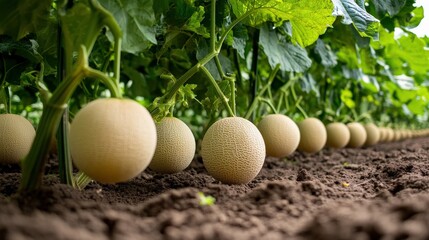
[1,137,429,239]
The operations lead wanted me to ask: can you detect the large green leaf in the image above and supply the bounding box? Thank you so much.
[0,35,42,85]
[372,0,407,17]
[300,73,320,97]
[396,88,416,103]
[60,0,124,56]
[0,0,52,40]
[407,98,426,115]
[231,24,249,59]
[405,6,423,29]
[229,0,335,47]
[371,26,395,50]
[259,26,311,72]
[100,0,157,54]
[314,39,337,67]
[332,0,380,39]
[385,35,429,75]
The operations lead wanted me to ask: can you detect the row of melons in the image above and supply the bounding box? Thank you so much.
[1,105,429,186]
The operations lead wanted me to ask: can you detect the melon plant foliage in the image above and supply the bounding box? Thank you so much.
[0,0,428,189]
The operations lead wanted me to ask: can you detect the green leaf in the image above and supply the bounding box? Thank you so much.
[164,0,198,26]
[371,26,395,50]
[196,40,232,80]
[183,6,210,37]
[60,0,110,54]
[34,17,57,59]
[385,35,429,75]
[332,0,380,39]
[153,0,171,17]
[406,6,424,29]
[100,0,157,54]
[0,0,52,40]
[177,84,197,108]
[202,79,231,113]
[359,47,377,74]
[337,46,358,69]
[232,23,249,59]
[0,36,42,63]
[0,36,42,86]
[396,89,416,103]
[122,65,150,97]
[314,39,337,67]
[229,0,335,47]
[300,74,320,97]
[259,25,311,73]
[360,76,379,93]
[372,0,407,17]
[171,49,193,69]
[340,89,355,108]
[407,98,425,115]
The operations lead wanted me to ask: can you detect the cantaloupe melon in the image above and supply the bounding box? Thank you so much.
[201,117,265,184]
[364,123,380,146]
[346,122,367,148]
[69,98,157,183]
[149,117,195,174]
[0,114,36,164]
[257,114,300,158]
[325,122,350,149]
[297,118,327,153]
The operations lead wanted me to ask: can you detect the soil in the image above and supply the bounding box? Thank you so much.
[1,137,429,240]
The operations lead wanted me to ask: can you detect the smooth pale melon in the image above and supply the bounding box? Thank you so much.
[364,123,380,146]
[0,114,35,164]
[325,122,350,149]
[257,114,300,158]
[386,128,395,142]
[149,117,196,173]
[297,118,327,153]
[346,122,367,148]
[393,130,402,142]
[201,117,265,184]
[378,127,387,142]
[69,98,157,183]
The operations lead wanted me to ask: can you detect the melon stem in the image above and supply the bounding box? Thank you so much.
[20,49,87,192]
[201,66,235,117]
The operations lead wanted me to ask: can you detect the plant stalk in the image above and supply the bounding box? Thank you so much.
[20,47,121,192]
[201,66,235,117]
[151,4,257,116]
[20,65,85,191]
[210,0,216,53]
[150,52,217,114]
[244,64,280,119]
[214,56,226,79]
[227,75,236,115]
[56,18,75,186]
[260,98,278,114]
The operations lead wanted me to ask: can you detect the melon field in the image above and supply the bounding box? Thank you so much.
[1,0,429,239]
